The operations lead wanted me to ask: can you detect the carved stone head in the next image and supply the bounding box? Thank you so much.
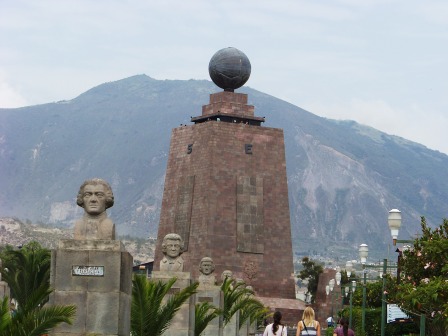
[76,178,114,215]
[221,269,233,282]
[161,233,184,258]
[199,257,215,275]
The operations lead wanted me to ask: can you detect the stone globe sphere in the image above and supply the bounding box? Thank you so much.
[208,47,251,91]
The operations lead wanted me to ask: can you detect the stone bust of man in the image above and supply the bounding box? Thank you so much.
[221,269,233,284]
[159,233,184,272]
[74,178,116,240]
[198,257,216,287]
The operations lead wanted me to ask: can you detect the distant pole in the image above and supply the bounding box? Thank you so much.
[359,244,369,335]
[362,267,367,334]
[420,315,426,336]
[381,259,387,336]
[331,288,335,319]
[349,285,354,329]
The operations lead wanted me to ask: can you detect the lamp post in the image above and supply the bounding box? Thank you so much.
[388,208,414,282]
[349,280,356,329]
[326,284,330,296]
[387,209,425,335]
[380,258,387,336]
[343,285,348,311]
[345,260,355,329]
[329,278,335,319]
[359,243,369,334]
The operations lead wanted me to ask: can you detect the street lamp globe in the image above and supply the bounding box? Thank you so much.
[336,270,342,285]
[329,279,335,291]
[352,280,356,291]
[388,209,402,245]
[346,260,353,277]
[359,244,369,264]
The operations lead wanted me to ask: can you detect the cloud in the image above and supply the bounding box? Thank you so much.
[0,75,27,108]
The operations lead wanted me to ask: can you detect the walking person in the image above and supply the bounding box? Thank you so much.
[296,307,321,336]
[263,310,287,336]
[333,317,355,336]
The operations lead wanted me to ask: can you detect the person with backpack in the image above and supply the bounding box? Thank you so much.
[296,307,320,336]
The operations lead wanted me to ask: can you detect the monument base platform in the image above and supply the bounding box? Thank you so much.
[49,240,133,336]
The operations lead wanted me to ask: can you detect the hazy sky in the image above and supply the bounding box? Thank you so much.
[1,0,448,154]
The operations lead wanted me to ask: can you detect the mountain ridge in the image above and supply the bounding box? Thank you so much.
[1,74,447,260]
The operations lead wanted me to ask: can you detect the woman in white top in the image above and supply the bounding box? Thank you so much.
[296,307,321,336]
[263,311,287,336]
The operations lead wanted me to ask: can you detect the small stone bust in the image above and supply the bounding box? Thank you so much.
[198,257,216,287]
[159,233,184,272]
[245,285,254,295]
[221,269,233,283]
[74,178,116,240]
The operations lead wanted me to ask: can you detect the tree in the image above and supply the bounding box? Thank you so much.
[0,242,76,336]
[131,275,198,336]
[351,275,398,308]
[298,257,323,303]
[395,217,448,333]
[1,241,51,311]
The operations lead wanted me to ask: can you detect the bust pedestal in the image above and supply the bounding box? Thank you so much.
[223,312,239,336]
[49,240,133,336]
[152,271,195,336]
[196,285,223,336]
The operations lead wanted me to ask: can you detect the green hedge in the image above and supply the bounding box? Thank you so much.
[338,307,418,336]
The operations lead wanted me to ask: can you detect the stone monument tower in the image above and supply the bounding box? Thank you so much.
[154,47,296,300]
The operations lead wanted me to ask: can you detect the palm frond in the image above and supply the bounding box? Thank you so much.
[1,243,51,310]
[0,297,12,332]
[221,278,256,326]
[131,275,198,336]
[0,242,76,336]
[238,299,266,329]
[156,280,198,335]
[194,302,221,336]
[19,305,76,336]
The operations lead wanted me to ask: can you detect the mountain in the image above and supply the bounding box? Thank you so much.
[1,75,448,260]
[0,217,154,265]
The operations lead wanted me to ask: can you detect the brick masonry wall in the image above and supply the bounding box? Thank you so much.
[154,92,296,299]
[315,268,344,326]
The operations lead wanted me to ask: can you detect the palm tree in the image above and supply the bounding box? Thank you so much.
[220,278,267,329]
[1,241,51,311]
[0,296,76,336]
[0,242,76,336]
[131,274,198,336]
[194,301,221,336]
[238,299,269,330]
